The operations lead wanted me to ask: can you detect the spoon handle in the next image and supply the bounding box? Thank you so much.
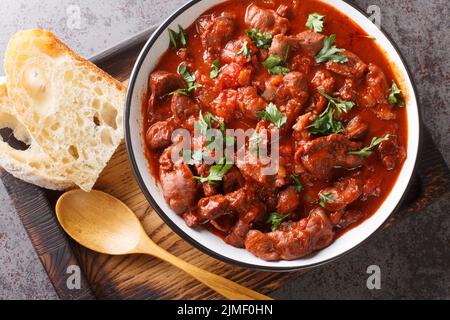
[137,239,272,300]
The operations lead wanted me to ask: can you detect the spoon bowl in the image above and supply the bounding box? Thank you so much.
[55,189,271,300]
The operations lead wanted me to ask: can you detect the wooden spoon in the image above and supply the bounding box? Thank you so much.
[55,189,272,300]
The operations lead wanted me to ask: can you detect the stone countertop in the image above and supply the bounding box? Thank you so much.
[0,0,448,300]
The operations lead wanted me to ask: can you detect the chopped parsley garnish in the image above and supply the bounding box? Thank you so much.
[245,29,273,49]
[291,174,303,193]
[308,92,354,136]
[315,34,348,64]
[194,158,233,184]
[170,62,202,96]
[306,13,325,33]
[349,134,394,158]
[388,81,404,107]
[308,106,344,135]
[235,41,251,59]
[168,25,188,49]
[262,54,290,75]
[267,212,290,232]
[319,192,335,208]
[319,91,355,116]
[195,111,224,137]
[210,59,221,79]
[256,103,287,129]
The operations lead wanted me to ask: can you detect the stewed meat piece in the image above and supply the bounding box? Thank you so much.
[339,78,356,101]
[276,186,301,214]
[223,166,245,193]
[245,4,289,35]
[319,177,363,211]
[310,69,336,94]
[148,71,185,110]
[146,120,176,150]
[211,89,239,123]
[357,64,389,108]
[221,36,257,65]
[336,210,365,229]
[198,194,231,222]
[195,163,219,197]
[263,72,309,107]
[326,51,367,79]
[268,34,299,58]
[245,207,334,261]
[159,146,198,215]
[297,30,326,56]
[296,134,363,180]
[200,13,236,53]
[378,135,406,170]
[238,86,268,121]
[171,93,201,123]
[225,195,266,247]
[345,115,368,140]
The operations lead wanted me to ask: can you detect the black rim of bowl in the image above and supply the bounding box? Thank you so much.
[124,0,422,272]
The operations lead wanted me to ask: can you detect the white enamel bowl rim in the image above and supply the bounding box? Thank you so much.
[125,0,421,271]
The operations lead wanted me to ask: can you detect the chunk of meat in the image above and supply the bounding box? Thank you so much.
[245,207,334,261]
[211,89,239,123]
[319,177,362,211]
[195,163,219,197]
[296,134,363,180]
[310,69,335,94]
[378,136,406,170]
[224,187,267,248]
[221,36,256,65]
[146,120,176,150]
[336,210,365,229]
[200,13,236,53]
[245,4,289,35]
[160,162,197,215]
[198,194,230,222]
[171,93,200,123]
[297,30,326,56]
[357,64,389,108]
[148,71,185,110]
[238,86,267,121]
[218,62,252,89]
[268,34,299,58]
[293,112,314,142]
[222,167,244,193]
[339,78,356,101]
[326,51,367,79]
[345,115,368,139]
[277,186,301,214]
[373,103,396,120]
[276,4,290,17]
[264,72,309,107]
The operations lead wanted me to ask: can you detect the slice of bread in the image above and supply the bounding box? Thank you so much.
[0,77,74,190]
[4,30,125,191]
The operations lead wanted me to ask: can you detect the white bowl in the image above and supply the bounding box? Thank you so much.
[125,0,420,271]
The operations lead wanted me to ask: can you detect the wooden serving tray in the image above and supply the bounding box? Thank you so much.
[1,26,449,300]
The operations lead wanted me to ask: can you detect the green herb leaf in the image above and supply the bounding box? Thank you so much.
[319,91,355,116]
[262,54,291,75]
[319,192,335,208]
[168,28,179,49]
[178,25,187,47]
[349,134,394,158]
[267,212,290,232]
[194,160,233,184]
[306,13,325,33]
[245,29,273,49]
[388,81,404,107]
[256,103,287,129]
[235,41,251,59]
[291,174,303,193]
[315,35,348,64]
[210,59,221,79]
[168,25,188,49]
[169,63,202,96]
[308,106,344,135]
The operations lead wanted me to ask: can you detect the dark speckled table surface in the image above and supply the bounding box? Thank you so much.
[0,0,448,299]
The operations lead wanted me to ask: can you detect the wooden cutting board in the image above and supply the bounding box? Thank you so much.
[1,26,449,300]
